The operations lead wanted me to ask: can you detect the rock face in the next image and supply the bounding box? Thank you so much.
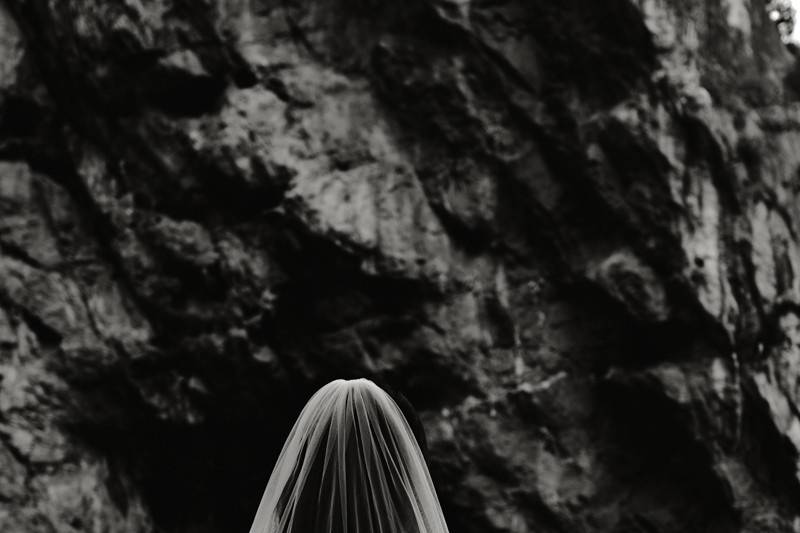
[3,0,800,531]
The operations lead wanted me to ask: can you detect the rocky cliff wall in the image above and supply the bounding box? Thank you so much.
[2,0,800,532]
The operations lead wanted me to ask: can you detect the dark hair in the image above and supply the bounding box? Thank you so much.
[377,382,430,462]
[278,380,430,532]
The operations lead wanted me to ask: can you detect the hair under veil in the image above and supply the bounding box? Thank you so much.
[248,378,450,533]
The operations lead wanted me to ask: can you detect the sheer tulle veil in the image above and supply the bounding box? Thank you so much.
[248,378,450,533]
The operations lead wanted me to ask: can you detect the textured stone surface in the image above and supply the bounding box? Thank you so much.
[3,0,800,532]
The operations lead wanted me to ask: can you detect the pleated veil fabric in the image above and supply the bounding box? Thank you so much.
[248,378,449,533]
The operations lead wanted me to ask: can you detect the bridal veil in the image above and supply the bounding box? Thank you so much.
[248,378,449,533]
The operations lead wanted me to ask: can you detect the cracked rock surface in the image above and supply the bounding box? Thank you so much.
[4,0,800,532]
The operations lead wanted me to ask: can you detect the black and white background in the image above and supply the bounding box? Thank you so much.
[2,1,800,532]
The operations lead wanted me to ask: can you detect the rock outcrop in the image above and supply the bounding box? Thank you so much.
[3,0,800,532]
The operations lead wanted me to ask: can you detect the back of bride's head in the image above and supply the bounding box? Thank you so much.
[248,378,449,533]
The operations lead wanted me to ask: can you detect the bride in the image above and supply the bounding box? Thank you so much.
[248,378,450,533]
